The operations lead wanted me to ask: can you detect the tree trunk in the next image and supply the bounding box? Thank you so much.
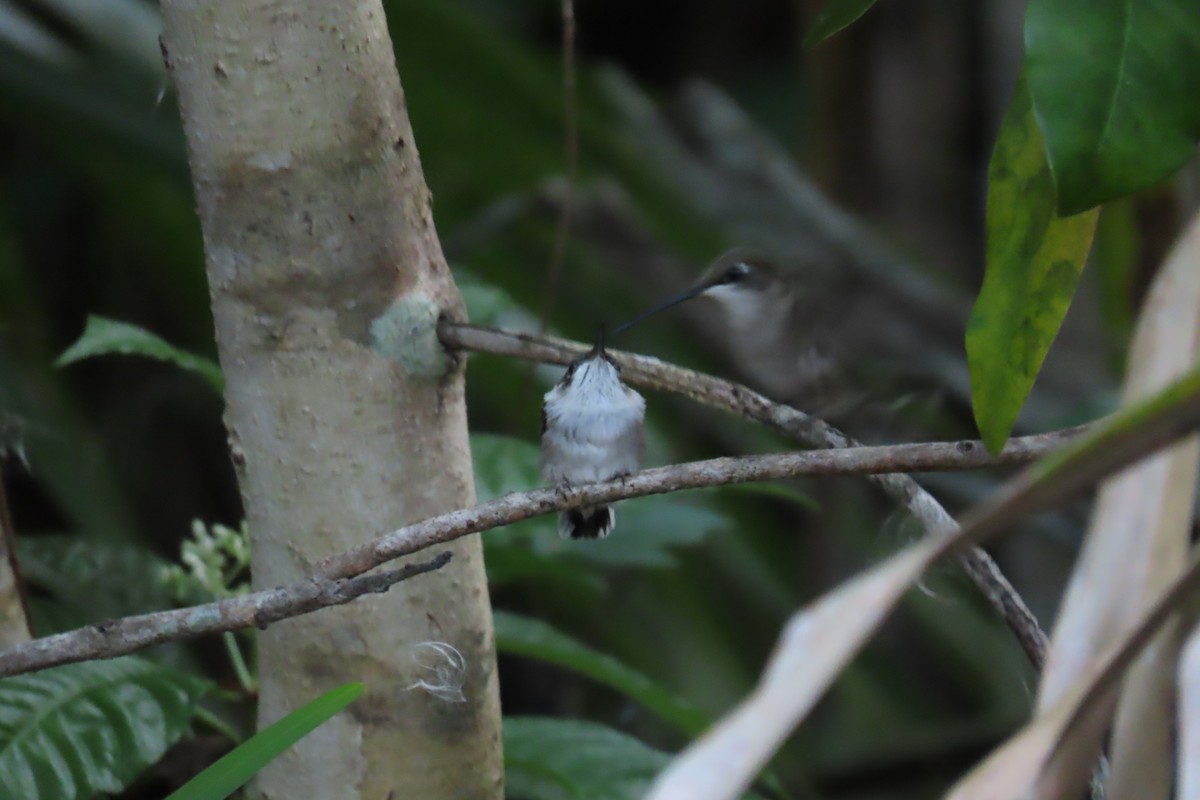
[158,2,503,797]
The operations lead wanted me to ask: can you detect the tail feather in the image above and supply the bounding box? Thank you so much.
[558,505,615,540]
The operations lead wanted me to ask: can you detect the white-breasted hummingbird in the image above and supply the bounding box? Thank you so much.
[540,327,646,539]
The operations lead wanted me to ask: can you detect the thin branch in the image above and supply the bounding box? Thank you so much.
[0,552,452,678]
[0,436,1075,678]
[438,321,1068,669]
[536,0,579,331]
[518,0,580,432]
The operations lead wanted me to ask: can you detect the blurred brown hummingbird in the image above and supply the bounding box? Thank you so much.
[540,327,646,539]
[614,248,842,403]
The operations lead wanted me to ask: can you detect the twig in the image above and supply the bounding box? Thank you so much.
[518,0,580,431]
[537,0,578,328]
[0,434,1076,678]
[0,552,452,678]
[439,321,1064,669]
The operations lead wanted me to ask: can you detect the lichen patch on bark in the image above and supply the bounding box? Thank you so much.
[369,292,450,379]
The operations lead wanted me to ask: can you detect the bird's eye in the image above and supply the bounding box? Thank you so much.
[562,363,579,384]
[721,263,750,284]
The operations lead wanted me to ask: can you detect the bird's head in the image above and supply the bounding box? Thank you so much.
[612,248,780,334]
[557,325,621,393]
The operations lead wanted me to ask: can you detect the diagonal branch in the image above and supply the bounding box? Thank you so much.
[0,437,1073,678]
[438,321,1073,669]
[0,552,453,678]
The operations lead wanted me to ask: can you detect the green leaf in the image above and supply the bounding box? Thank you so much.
[165,682,363,800]
[803,0,880,48]
[505,718,769,800]
[56,315,224,392]
[16,534,174,628]
[967,77,1099,454]
[15,535,203,671]
[504,717,676,800]
[1025,0,1200,214]
[0,657,211,800]
[494,611,709,736]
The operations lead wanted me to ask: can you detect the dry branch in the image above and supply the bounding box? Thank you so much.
[0,553,452,678]
[439,321,1068,668]
[0,435,1074,678]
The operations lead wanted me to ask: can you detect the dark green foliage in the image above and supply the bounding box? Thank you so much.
[495,611,710,736]
[1026,0,1200,215]
[804,0,881,48]
[2,0,1193,796]
[0,658,210,800]
[17,534,174,632]
[505,717,701,800]
[1092,201,1140,364]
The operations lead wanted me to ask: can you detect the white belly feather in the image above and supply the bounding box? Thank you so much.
[540,357,646,485]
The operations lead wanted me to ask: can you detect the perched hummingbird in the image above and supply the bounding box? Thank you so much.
[540,328,646,539]
[615,248,842,404]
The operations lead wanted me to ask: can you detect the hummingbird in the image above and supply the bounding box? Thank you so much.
[540,327,646,539]
[614,248,843,404]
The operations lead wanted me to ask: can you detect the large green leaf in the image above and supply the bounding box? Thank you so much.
[1025,0,1200,214]
[494,611,709,736]
[56,315,224,392]
[967,78,1099,454]
[165,682,362,800]
[0,657,211,800]
[803,0,881,48]
[504,717,679,800]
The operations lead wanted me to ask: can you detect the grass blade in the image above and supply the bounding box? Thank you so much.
[165,682,363,800]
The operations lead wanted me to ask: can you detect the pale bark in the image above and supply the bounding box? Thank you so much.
[158,2,502,797]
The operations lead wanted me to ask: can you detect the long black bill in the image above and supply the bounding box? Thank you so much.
[611,284,709,336]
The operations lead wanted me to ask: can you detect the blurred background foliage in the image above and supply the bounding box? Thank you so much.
[0,0,1192,798]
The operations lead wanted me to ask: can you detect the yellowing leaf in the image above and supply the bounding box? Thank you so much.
[967,77,1098,454]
